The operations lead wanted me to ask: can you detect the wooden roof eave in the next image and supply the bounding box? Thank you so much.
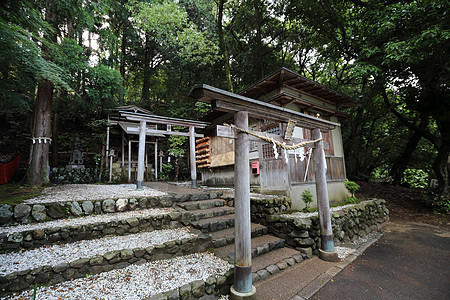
[119,111,209,128]
[189,84,339,132]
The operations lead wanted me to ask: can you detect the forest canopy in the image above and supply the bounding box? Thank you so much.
[0,0,448,198]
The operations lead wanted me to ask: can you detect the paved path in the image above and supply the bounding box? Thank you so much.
[311,222,450,300]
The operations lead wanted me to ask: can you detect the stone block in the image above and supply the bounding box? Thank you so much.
[82,201,94,215]
[31,205,46,222]
[69,202,83,216]
[121,249,134,260]
[94,201,102,214]
[69,258,90,268]
[166,288,179,300]
[191,280,205,297]
[116,198,128,212]
[102,200,116,213]
[179,283,191,300]
[266,264,279,275]
[129,198,138,210]
[256,269,270,280]
[14,204,31,221]
[0,205,13,224]
[297,248,312,259]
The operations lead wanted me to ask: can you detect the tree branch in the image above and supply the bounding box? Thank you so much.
[381,89,439,148]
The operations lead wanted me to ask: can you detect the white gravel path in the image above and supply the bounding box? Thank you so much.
[3,253,232,300]
[0,228,195,276]
[25,184,168,204]
[0,208,172,235]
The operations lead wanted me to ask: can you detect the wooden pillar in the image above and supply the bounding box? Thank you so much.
[231,111,256,299]
[136,121,146,190]
[312,128,338,261]
[189,126,197,188]
[121,131,125,167]
[106,115,110,171]
[128,140,131,182]
[154,139,158,180]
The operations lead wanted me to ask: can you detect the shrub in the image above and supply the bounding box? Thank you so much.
[344,180,360,198]
[301,189,314,212]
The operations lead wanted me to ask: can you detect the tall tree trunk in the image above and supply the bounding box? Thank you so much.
[217,0,233,92]
[27,80,53,185]
[142,34,151,104]
[389,117,428,185]
[433,126,449,197]
[253,0,264,79]
[120,30,126,105]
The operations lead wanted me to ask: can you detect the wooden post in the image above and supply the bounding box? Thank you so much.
[154,139,158,180]
[121,131,125,167]
[312,128,338,261]
[128,140,131,182]
[231,111,256,299]
[136,121,146,190]
[106,115,110,171]
[189,126,197,187]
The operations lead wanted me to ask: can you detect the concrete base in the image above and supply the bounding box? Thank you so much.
[230,285,257,300]
[319,249,339,262]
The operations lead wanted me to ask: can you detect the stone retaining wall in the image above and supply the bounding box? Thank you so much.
[0,213,184,251]
[0,233,212,295]
[149,269,234,300]
[0,192,219,226]
[258,199,389,255]
[224,196,292,217]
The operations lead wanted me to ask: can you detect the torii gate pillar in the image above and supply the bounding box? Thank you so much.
[312,128,339,261]
[231,111,256,299]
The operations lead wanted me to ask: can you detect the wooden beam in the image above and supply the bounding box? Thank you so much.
[120,111,209,128]
[136,121,146,190]
[212,99,335,131]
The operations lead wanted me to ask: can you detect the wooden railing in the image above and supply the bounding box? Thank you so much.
[289,155,346,184]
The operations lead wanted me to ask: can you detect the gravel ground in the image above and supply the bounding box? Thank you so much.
[25,184,168,204]
[288,201,372,219]
[0,208,172,235]
[0,228,195,276]
[335,246,355,260]
[3,253,232,300]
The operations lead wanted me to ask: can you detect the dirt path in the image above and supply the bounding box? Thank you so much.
[356,181,450,230]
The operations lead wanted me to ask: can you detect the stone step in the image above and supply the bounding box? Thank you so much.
[0,228,212,295]
[0,208,185,252]
[210,223,268,248]
[251,247,304,283]
[213,234,285,263]
[190,206,235,221]
[176,199,226,211]
[190,214,235,233]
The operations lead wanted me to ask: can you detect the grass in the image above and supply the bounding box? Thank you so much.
[0,183,47,205]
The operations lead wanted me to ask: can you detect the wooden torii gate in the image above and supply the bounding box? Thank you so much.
[117,111,209,189]
[189,84,339,299]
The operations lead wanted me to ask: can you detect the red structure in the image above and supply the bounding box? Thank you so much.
[0,154,20,184]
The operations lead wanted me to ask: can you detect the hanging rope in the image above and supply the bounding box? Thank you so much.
[223,123,321,150]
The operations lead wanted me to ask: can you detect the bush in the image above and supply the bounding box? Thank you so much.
[424,193,450,214]
[344,180,360,198]
[345,196,357,204]
[301,189,314,212]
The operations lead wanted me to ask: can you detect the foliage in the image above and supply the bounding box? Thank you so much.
[402,169,429,189]
[345,196,357,205]
[344,181,360,198]
[160,163,174,181]
[424,193,450,214]
[301,189,313,212]
[50,168,101,184]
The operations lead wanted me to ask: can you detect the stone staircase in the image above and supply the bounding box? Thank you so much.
[0,190,309,299]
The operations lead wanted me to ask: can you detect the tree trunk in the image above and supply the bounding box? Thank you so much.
[142,34,151,104]
[390,117,428,185]
[217,0,233,92]
[27,80,53,185]
[120,29,126,105]
[253,0,264,79]
[433,130,449,197]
